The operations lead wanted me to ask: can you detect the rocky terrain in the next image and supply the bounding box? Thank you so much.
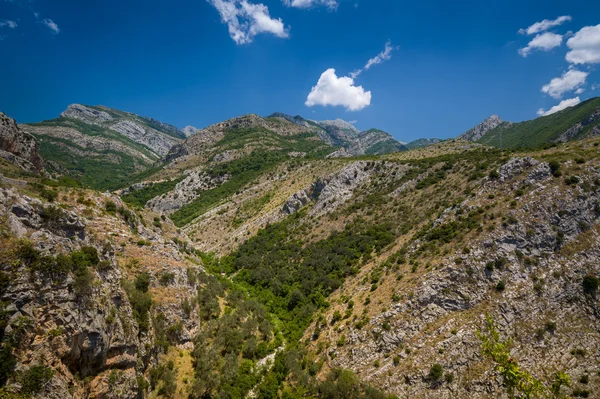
[459,114,506,142]
[0,113,43,173]
[2,102,600,399]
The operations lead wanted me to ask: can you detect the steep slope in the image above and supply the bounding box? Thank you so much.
[0,112,43,173]
[268,112,407,156]
[461,97,600,148]
[21,104,185,190]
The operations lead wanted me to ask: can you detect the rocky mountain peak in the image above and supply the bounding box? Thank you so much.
[459,114,506,142]
[317,118,360,134]
[0,112,43,172]
[60,104,114,125]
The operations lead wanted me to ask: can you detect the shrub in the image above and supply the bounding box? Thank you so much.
[444,372,454,384]
[489,170,499,180]
[0,345,16,387]
[582,275,599,295]
[572,389,590,398]
[580,375,589,384]
[496,280,506,291]
[429,364,444,382]
[135,272,151,293]
[105,200,117,213]
[549,161,561,177]
[20,365,54,395]
[159,273,175,286]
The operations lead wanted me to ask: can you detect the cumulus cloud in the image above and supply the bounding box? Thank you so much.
[541,69,588,99]
[283,0,338,9]
[537,97,581,116]
[207,0,288,44]
[305,68,371,111]
[350,41,396,78]
[0,20,17,29]
[518,32,563,57]
[565,24,600,64]
[42,18,59,34]
[519,15,571,35]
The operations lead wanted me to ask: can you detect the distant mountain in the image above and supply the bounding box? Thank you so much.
[267,112,407,156]
[406,138,443,150]
[459,97,600,148]
[21,104,184,190]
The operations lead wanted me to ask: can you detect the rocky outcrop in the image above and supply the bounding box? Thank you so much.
[0,112,43,173]
[147,169,230,213]
[182,125,198,137]
[554,108,600,143]
[109,120,180,156]
[58,104,181,156]
[459,115,506,142]
[61,104,114,124]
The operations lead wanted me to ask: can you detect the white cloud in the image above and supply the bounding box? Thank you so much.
[541,69,588,99]
[42,18,59,34]
[518,32,563,57]
[305,68,371,111]
[207,0,288,44]
[283,0,338,9]
[575,88,584,94]
[350,40,396,78]
[537,97,581,116]
[565,24,600,64]
[0,20,17,29]
[519,15,571,35]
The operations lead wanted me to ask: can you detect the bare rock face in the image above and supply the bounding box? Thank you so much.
[147,170,230,213]
[0,112,44,172]
[459,115,505,142]
[60,103,114,124]
[182,125,198,137]
[58,104,181,157]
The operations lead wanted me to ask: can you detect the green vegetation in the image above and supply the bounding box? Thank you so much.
[121,178,183,207]
[31,117,159,190]
[18,241,100,297]
[478,98,600,148]
[478,315,572,398]
[171,150,287,226]
[123,272,153,333]
[217,215,394,342]
[20,365,54,395]
[189,273,275,399]
[582,274,599,295]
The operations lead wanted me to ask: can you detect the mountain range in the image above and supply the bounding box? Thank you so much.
[1,98,600,399]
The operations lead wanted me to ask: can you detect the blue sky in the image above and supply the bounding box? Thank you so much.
[1,0,599,142]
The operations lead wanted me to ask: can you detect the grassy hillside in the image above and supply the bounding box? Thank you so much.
[479,97,600,148]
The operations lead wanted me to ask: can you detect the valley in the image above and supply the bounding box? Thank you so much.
[1,98,600,399]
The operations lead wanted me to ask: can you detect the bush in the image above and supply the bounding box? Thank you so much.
[582,275,599,295]
[105,200,117,213]
[135,272,151,293]
[0,345,16,387]
[496,280,506,291]
[20,365,54,395]
[549,161,561,177]
[429,364,444,382]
